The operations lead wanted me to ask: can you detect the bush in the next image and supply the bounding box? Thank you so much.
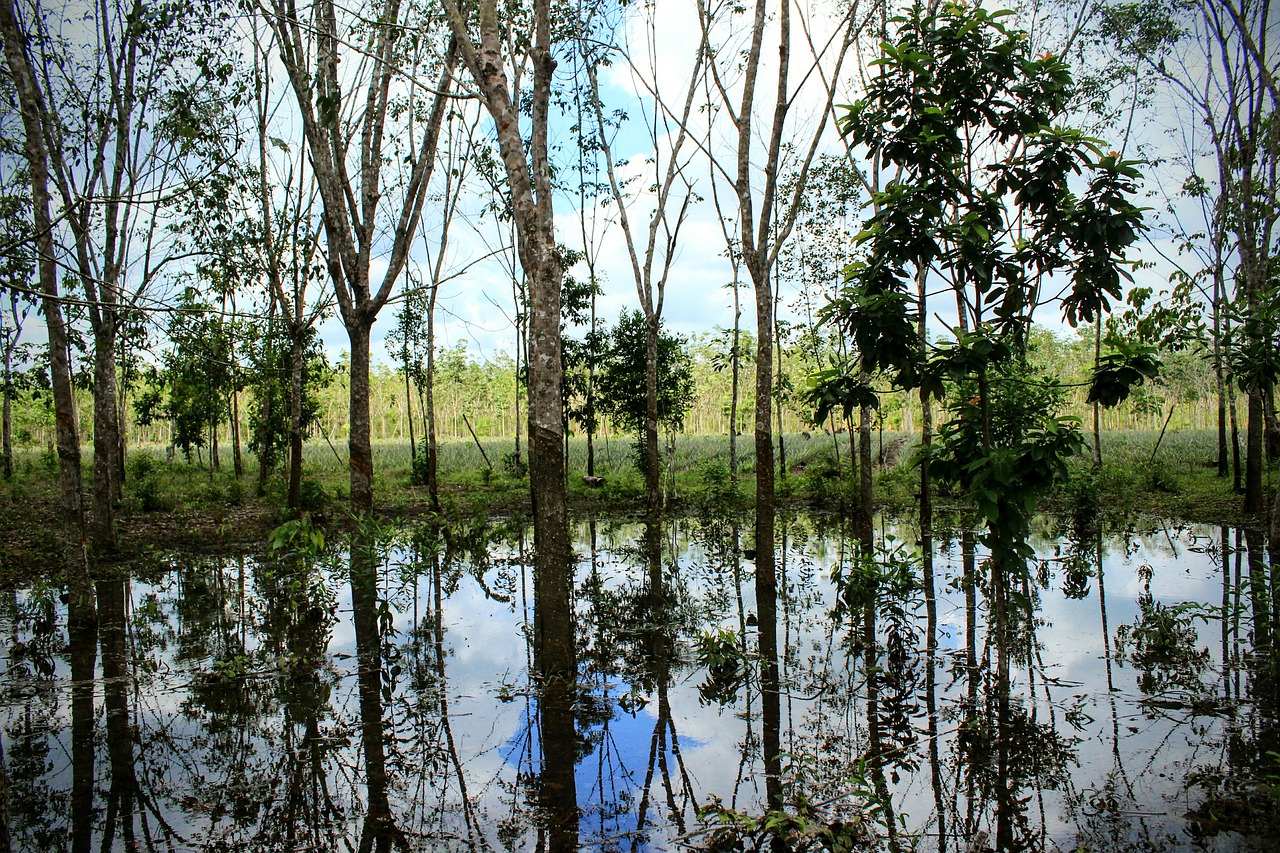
[136,477,170,512]
[411,443,431,486]
[1061,462,1099,521]
[298,478,329,513]
[127,451,157,482]
[690,459,736,507]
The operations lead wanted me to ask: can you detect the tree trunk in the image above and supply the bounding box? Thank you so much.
[752,265,782,811]
[257,310,276,498]
[644,312,660,515]
[91,326,119,551]
[404,354,416,465]
[1093,320,1102,467]
[348,319,375,514]
[443,0,571,684]
[1215,269,1228,476]
[230,389,243,478]
[288,327,305,509]
[729,284,741,487]
[859,398,873,545]
[2,352,11,480]
[1246,389,1264,512]
[425,297,439,508]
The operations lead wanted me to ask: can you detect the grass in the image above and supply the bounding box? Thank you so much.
[0,427,1268,554]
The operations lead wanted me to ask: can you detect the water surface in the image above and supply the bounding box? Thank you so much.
[1,512,1275,851]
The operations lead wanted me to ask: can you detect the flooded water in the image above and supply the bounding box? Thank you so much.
[1,511,1277,852]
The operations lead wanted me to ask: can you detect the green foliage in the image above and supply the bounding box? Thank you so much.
[931,364,1083,573]
[801,360,879,427]
[1088,338,1161,407]
[696,759,898,851]
[244,322,330,471]
[296,479,329,513]
[694,628,747,704]
[267,516,326,559]
[596,310,696,435]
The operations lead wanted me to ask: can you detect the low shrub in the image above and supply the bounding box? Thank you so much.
[298,478,330,513]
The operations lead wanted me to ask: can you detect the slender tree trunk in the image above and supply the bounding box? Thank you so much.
[1093,320,1102,467]
[91,327,119,550]
[775,283,786,483]
[859,398,873,544]
[1215,270,1229,476]
[288,327,305,509]
[645,313,660,515]
[404,352,416,465]
[115,349,126,491]
[2,353,11,480]
[348,319,375,513]
[586,295,597,478]
[425,303,439,508]
[1247,389,1264,512]
[257,307,276,498]
[752,268,782,811]
[729,282,741,487]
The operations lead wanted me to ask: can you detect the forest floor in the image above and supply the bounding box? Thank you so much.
[0,428,1272,585]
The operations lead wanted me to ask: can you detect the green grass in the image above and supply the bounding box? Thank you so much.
[0,427,1264,529]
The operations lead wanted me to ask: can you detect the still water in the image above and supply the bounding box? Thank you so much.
[1,512,1276,852]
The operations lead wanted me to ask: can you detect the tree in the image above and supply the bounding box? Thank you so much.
[440,0,573,697]
[0,177,34,480]
[832,6,1146,847]
[582,3,702,516]
[596,310,695,476]
[0,0,90,608]
[1104,0,1279,515]
[261,0,459,513]
[6,0,238,550]
[438,6,576,847]
[135,288,235,467]
[696,0,858,809]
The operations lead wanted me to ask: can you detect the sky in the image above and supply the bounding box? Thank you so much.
[0,0,1222,381]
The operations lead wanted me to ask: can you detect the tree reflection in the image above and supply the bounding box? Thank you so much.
[349,530,406,853]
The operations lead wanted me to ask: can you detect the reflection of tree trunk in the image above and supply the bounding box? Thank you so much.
[538,673,579,853]
[98,580,138,850]
[921,503,944,851]
[0,732,8,853]
[992,559,1013,853]
[349,543,404,853]
[429,552,482,847]
[1221,526,1231,702]
[961,529,978,837]
[1234,528,1244,698]
[68,599,98,853]
[635,523,695,841]
[756,501,783,813]
[1246,528,1271,652]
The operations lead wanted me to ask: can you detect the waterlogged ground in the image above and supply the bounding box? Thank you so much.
[1,511,1277,852]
